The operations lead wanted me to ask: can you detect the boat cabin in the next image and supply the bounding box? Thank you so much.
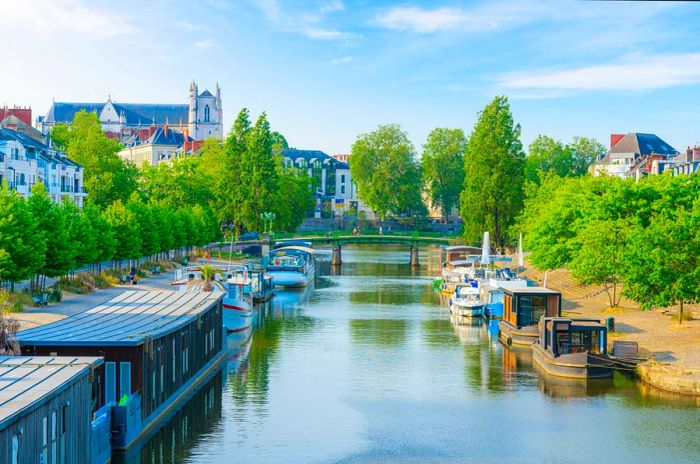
[499,287,561,346]
[0,356,106,464]
[442,245,481,268]
[503,287,561,328]
[18,291,225,450]
[539,318,607,357]
[533,317,612,379]
[264,246,315,271]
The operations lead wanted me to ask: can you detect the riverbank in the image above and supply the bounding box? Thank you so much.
[519,262,700,396]
[14,269,178,330]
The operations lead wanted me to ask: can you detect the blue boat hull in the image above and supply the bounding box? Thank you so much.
[268,270,314,288]
[222,298,253,333]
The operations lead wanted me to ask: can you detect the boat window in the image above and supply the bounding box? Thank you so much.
[105,362,116,404]
[518,296,547,326]
[12,434,19,464]
[119,362,131,398]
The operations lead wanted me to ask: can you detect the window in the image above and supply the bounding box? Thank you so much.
[172,339,176,383]
[204,105,210,123]
[42,416,48,462]
[119,362,131,398]
[19,173,25,186]
[518,296,547,326]
[105,362,116,403]
[341,174,345,183]
[340,185,345,195]
[51,411,57,464]
[12,434,19,464]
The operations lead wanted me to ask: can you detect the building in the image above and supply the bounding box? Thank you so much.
[671,146,700,176]
[331,153,351,163]
[118,126,194,167]
[18,290,225,451]
[591,133,679,179]
[0,128,86,206]
[0,105,32,126]
[38,81,223,142]
[281,148,372,218]
[0,356,104,464]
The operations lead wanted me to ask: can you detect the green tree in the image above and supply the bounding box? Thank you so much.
[27,184,74,286]
[526,135,606,183]
[271,131,289,151]
[569,136,606,176]
[139,156,213,208]
[0,182,45,286]
[461,96,525,250]
[150,203,174,259]
[275,170,315,232]
[103,200,141,266]
[350,124,425,219]
[53,111,138,208]
[421,128,467,220]
[61,200,98,270]
[127,195,158,260]
[84,204,116,268]
[624,196,700,323]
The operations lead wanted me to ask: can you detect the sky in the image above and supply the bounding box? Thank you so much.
[2,0,700,155]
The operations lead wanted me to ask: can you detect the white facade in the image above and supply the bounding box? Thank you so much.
[0,129,86,207]
[188,81,223,140]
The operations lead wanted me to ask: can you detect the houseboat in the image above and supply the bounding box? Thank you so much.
[532,317,613,379]
[0,356,107,464]
[440,270,464,295]
[264,246,316,288]
[498,287,561,346]
[18,291,226,452]
[441,245,482,271]
[449,284,485,318]
[480,285,505,319]
[172,265,264,333]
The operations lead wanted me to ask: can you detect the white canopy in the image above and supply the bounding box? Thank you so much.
[481,231,491,265]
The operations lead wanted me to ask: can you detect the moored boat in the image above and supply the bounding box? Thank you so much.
[498,287,561,346]
[532,317,613,379]
[264,246,316,288]
[449,284,485,318]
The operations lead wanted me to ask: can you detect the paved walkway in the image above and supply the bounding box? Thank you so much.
[15,268,179,330]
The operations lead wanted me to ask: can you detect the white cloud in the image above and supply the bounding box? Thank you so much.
[250,0,353,41]
[193,39,217,49]
[331,56,353,64]
[0,0,138,38]
[498,53,700,92]
[374,4,533,33]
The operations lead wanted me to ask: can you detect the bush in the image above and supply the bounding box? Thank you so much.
[95,272,118,289]
[49,286,62,303]
[0,291,32,313]
[59,273,97,294]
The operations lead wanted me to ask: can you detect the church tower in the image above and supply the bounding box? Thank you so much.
[187,80,223,140]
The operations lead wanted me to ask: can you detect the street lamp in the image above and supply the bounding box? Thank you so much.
[261,212,276,235]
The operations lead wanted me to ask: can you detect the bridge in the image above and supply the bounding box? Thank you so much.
[274,235,453,266]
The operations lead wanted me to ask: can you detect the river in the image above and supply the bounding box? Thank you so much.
[128,245,700,464]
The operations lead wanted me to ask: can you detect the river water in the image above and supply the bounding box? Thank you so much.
[131,245,700,464]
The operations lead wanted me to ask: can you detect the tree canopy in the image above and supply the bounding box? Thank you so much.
[421,128,467,220]
[350,124,425,220]
[460,96,525,250]
[525,135,606,183]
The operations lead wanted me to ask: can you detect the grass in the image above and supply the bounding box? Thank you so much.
[671,311,694,322]
[0,291,33,312]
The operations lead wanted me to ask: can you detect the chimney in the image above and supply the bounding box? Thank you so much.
[610,134,624,148]
[694,146,700,162]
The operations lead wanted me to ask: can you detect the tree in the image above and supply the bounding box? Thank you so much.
[103,200,141,266]
[568,219,629,308]
[127,195,159,260]
[61,200,98,270]
[270,131,289,151]
[84,204,116,268]
[350,124,425,219]
[53,111,138,208]
[27,184,74,287]
[525,135,606,184]
[421,128,467,220]
[139,156,213,209]
[275,169,315,232]
[461,96,525,250]
[569,136,606,176]
[624,196,700,323]
[0,182,45,286]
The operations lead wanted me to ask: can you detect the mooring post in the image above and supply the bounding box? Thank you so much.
[332,244,342,266]
[409,245,419,267]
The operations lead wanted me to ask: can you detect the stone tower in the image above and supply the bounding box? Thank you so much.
[188,80,223,140]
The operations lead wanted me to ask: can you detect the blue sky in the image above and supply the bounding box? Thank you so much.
[2,0,700,154]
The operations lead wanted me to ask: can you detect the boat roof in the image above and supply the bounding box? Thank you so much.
[18,291,223,347]
[273,240,312,250]
[544,317,605,329]
[445,245,481,252]
[504,286,560,295]
[0,356,103,429]
[272,246,314,255]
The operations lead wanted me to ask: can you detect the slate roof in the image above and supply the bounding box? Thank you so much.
[0,128,81,168]
[281,148,342,166]
[0,356,103,429]
[45,101,188,125]
[609,133,678,156]
[198,90,214,98]
[18,291,223,347]
[123,127,192,148]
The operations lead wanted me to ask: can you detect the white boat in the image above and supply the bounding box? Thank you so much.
[172,265,254,333]
[264,246,315,288]
[449,284,485,318]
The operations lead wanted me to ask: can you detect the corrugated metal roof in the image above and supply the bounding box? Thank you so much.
[0,356,103,428]
[18,291,223,347]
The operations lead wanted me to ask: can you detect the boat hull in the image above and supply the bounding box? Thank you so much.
[222,300,253,333]
[485,302,504,319]
[532,342,614,379]
[449,303,484,318]
[498,320,539,346]
[269,270,314,288]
